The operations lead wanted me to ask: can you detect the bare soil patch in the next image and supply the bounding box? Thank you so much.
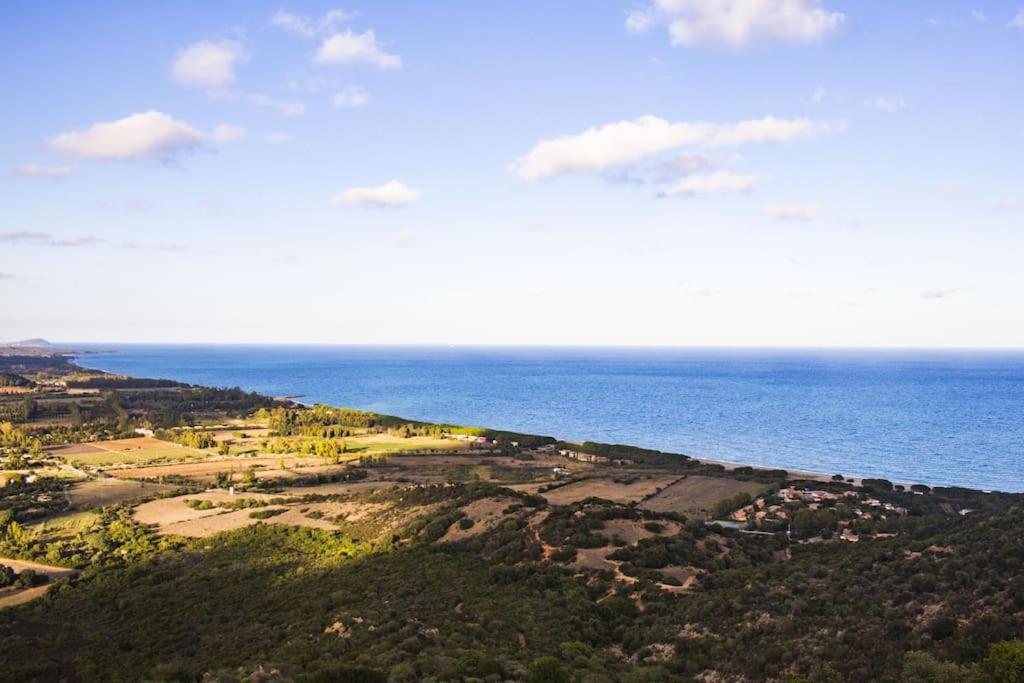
[441,497,517,542]
[639,475,767,519]
[599,518,681,545]
[68,478,173,509]
[542,475,680,506]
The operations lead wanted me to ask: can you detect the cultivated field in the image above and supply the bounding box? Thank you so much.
[51,437,207,467]
[541,474,681,506]
[68,478,174,509]
[639,475,768,519]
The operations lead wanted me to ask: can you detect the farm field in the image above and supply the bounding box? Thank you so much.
[639,475,768,519]
[68,478,173,509]
[51,437,208,467]
[0,558,78,610]
[540,474,681,506]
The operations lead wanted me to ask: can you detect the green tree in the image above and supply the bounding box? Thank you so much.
[981,641,1024,683]
[528,656,570,683]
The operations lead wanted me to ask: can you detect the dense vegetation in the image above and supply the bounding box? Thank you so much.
[2,350,1023,682]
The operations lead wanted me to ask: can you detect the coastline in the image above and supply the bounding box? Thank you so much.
[68,352,947,493]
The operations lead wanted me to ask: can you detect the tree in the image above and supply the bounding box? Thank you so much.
[981,641,1024,683]
[901,652,968,683]
[527,657,570,683]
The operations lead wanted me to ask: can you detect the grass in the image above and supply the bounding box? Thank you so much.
[63,438,208,467]
[341,435,465,455]
[28,510,100,540]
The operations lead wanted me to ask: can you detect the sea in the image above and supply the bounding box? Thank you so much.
[73,345,1024,492]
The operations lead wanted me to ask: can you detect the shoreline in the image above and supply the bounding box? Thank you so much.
[64,350,991,493]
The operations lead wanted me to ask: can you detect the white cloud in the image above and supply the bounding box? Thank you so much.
[332,180,419,207]
[0,231,102,247]
[171,40,245,88]
[632,0,845,48]
[393,229,413,244]
[331,86,370,108]
[663,170,756,196]
[1010,10,1024,27]
[246,93,305,116]
[14,164,75,178]
[808,85,826,104]
[212,123,246,143]
[270,8,353,38]
[971,9,988,22]
[995,199,1023,212]
[865,96,907,112]
[626,7,657,33]
[511,115,821,180]
[764,202,819,220]
[48,111,204,161]
[921,288,959,300]
[315,30,401,69]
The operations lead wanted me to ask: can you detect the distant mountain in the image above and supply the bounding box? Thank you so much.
[5,338,53,348]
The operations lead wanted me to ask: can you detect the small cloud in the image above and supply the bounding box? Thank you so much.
[13,164,75,179]
[807,86,826,105]
[171,40,245,88]
[332,180,420,207]
[626,7,656,34]
[331,86,370,108]
[265,132,293,144]
[48,111,203,161]
[315,30,401,69]
[971,9,988,22]
[865,96,907,112]
[690,288,717,297]
[511,115,823,181]
[662,170,756,196]
[629,0,845,48]
[0,231,102,247]
[921,288,959,300]
[393,229,412,245]
[764,202,819,221]
[938,183,965,197]
[1010,10,1024,28]
[270,8,353,38]
[246,93,305,117]
[0,273,12,280]
[212,123,246,143]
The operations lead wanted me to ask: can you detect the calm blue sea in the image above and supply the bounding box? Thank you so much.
[73,345,1024,492]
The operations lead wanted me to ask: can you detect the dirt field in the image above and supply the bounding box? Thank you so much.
[54,437,207,467]
[133,487,426,540]
[0,558,78,609]
[68,478,173,509]
[599,518,682,545]
[105,456,358,483]
[441,496,518,542]
[541,475,682,506]
[639,475,768,519]
[134,490,284,528]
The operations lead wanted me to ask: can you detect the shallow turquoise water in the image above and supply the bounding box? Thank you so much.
[76,345,1024,492]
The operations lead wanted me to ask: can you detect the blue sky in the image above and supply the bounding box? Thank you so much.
[1,1,1022,346]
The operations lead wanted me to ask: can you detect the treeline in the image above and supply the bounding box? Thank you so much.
[0,372,33,388]
[66,376,184,389]
[256,405,555,448]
